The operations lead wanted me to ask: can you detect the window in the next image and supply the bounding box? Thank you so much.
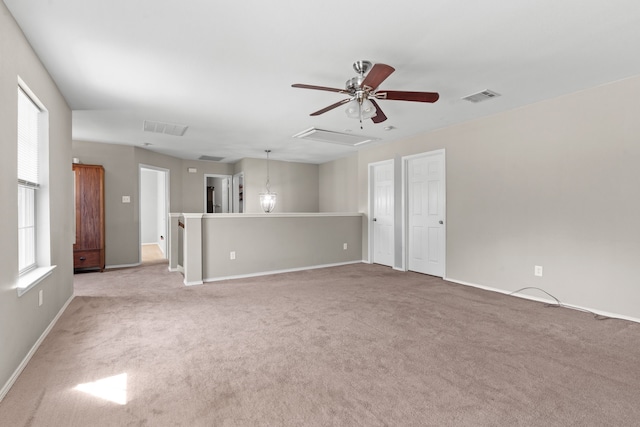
[17,87,40,274]
[16,81,54,296]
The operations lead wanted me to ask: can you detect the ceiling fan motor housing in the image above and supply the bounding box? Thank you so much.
[346,76,365,92]
[352,60,372,75]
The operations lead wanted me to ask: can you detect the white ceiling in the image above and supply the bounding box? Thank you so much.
[5,0,640,164]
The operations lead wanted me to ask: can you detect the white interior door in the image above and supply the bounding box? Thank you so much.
[372,161,394,267]
[157,170,167,256]
[406,151,445,277]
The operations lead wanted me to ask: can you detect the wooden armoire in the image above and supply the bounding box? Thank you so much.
[73,164,105,271]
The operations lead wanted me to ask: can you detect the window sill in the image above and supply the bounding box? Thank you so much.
[16,265,56,297]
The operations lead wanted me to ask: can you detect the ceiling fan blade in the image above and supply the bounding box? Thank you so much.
[292,83,350,94]
[310,98,351,116]
[376,90,440,103]
[361,63,395,91]
[369,99,387,123]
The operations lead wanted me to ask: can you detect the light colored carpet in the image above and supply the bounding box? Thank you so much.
[1,263,639,426]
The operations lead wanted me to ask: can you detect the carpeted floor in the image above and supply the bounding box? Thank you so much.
[1,262,639,426]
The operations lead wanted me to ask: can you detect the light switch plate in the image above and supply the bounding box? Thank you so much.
[122,196,131,203]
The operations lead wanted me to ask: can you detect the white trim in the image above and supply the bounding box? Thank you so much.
[168,266,179,272]
[204,260,365,283]
[184,279,204,286]
[197,212,363,218]
[444,277,640,324]
[16,265,56,297]
[182,213,205,219]
[0,292,74,402]
[105,262,141,269]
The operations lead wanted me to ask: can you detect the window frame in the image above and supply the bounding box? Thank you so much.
[16,79,55,296]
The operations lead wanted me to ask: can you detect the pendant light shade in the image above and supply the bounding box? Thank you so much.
[259,150,277,213]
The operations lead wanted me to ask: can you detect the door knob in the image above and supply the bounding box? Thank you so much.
[373,218,377,222]
[439,220,444,224]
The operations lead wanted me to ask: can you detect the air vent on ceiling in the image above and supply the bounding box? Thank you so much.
[143,120,189,136]
[292,128,379,147]
[462,89,501,103]
[198,155,225,162]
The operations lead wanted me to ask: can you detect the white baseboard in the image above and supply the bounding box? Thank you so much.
[444,276,640,324]
[204,260,365,283]
[105,262,141,269]
[0,293,74,402]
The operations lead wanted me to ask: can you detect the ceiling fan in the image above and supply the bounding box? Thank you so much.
[292,60,439,128]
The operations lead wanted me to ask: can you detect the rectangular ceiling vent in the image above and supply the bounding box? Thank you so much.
[292,128,379,147]
[143,120,189,136]
[198,155,225,162]
[462,89,501,103]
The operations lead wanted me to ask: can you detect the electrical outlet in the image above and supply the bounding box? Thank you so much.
[38,289,43,306]
[343,243,348,250]
[230,251,236,260]
[122,195,131,203]
[534,265,543,277]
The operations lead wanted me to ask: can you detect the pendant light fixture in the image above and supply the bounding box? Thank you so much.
[259,150,277,213]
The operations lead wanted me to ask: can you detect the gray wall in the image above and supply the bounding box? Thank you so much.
[181,160,234,212]
[71,142,139,266]
[202,215,362,280]
[71,142,186,266]
[241,157,319,213]
[336,73,640,320]
[1,2,74,395]
[319,154,358,212]
[71,142,322,266]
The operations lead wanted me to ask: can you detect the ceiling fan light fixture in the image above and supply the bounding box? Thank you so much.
[345,99,376,120]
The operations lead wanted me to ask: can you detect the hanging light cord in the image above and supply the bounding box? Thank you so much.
[265,150,271,192]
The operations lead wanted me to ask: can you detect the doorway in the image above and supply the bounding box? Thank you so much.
[204,174,232,213]
[232,172,244,213]
[403,150,446,277]
[369,160,394,267]
[139,165,170,263]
